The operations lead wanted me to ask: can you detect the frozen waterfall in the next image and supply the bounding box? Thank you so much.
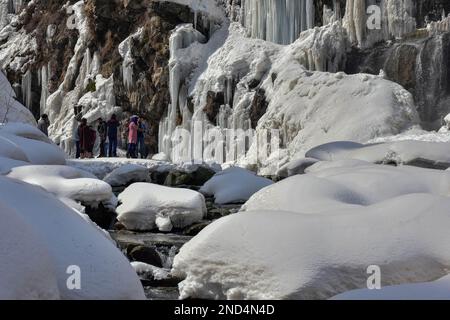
[159,24,206,160]
[241,0,315,45]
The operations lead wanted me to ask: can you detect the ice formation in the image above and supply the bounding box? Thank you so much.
[241,0,315,45]
[343,0,417,48]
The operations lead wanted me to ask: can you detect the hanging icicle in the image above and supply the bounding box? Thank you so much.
[241,0,315,45]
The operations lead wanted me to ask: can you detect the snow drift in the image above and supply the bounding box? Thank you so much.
[174,164,450,300]
[0,176,145,300]
[8,165,116,210]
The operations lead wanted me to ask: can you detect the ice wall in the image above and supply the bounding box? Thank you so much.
[159,24,206,159]
[344,0,417,48]
[241,0,315,45]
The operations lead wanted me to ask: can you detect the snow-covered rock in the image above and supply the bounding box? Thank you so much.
[200,167,273,204]
[8,165,116,210]
[117,183,206,232]
[0,201,60,300]
[174,195,450,300]
[243,164,450,214]
[276,157,319,178]
[0,123,66,166]
[306,140,450,169]
[332,275,450,300]
[0,176,145,299]
[174,163,450,300]
[103,164,151,187]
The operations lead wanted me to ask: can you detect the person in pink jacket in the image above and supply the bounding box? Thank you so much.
[127,116,138,158]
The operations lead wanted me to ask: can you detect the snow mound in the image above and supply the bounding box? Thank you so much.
[174,194,450,300]
[0,202,60,300]
[0,176,145,299]
[332,275,450,300]
[174,163,450,300]
[243,164,450,214]
[305,159,372,174]
[117,183,206,232]
[103,164,151,187]
[276,158,319,178]
[0,156,28,175]
[306,140,450,169]
[8,165,116,210]
[0,123,66,166]
[200,167,273,204]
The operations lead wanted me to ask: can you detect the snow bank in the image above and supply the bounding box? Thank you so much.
[0,202,60,300]
[174,194,450,300]
[8,165,116,210]
[68,158,174,180]
[117,183,206,232]
[174,164,450,300]
[333,275,450,300]
[0,123,66,166]
[243,164,450,214]
[276,158,319,178]
[200,167,273,204]
[103,164,151,187]
[0,176,145,299]
[306,140,450,168]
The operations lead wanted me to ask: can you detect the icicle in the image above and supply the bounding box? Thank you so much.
[158,24,206,161]
[242,0,315,45]
[21,69,32,110]
[39,64,49,116]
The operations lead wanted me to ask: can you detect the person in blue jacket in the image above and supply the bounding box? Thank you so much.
[107,114,119,157]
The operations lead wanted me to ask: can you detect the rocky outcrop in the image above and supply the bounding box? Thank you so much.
[1,0,202,154]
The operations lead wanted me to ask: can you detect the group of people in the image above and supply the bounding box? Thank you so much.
[75,114,121,159]
[74,114,149,159]
[37,113,150,159]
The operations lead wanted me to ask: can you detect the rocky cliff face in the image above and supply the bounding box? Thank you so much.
[0,0,201,154]
[0,0,450,161]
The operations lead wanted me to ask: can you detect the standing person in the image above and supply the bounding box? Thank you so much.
[97,117,107,157]
[127,116,138,159]
[137,116,148,159]
[38,114,50,136]
[79,118,96,159]
[74,119,82,159]
[107,114,119,157]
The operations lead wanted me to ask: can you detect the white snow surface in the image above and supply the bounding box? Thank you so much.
[0,123,66,170]
[332,275,450,300]
[0,176,145,299]
[7,165,116,210]
[174,164,450,300]
[117,183,206,232]
[103,164,151,187]
[200,167,273,204]
[306,140,450,167]
[0,201,60,300]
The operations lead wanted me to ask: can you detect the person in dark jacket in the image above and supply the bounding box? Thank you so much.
[97,117,107,157]
[79,118,96,159]
[137,117,148,159]
[38,114,50,136]
[107,114,119,157]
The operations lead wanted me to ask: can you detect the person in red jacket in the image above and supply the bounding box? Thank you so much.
[78,118,96,159]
